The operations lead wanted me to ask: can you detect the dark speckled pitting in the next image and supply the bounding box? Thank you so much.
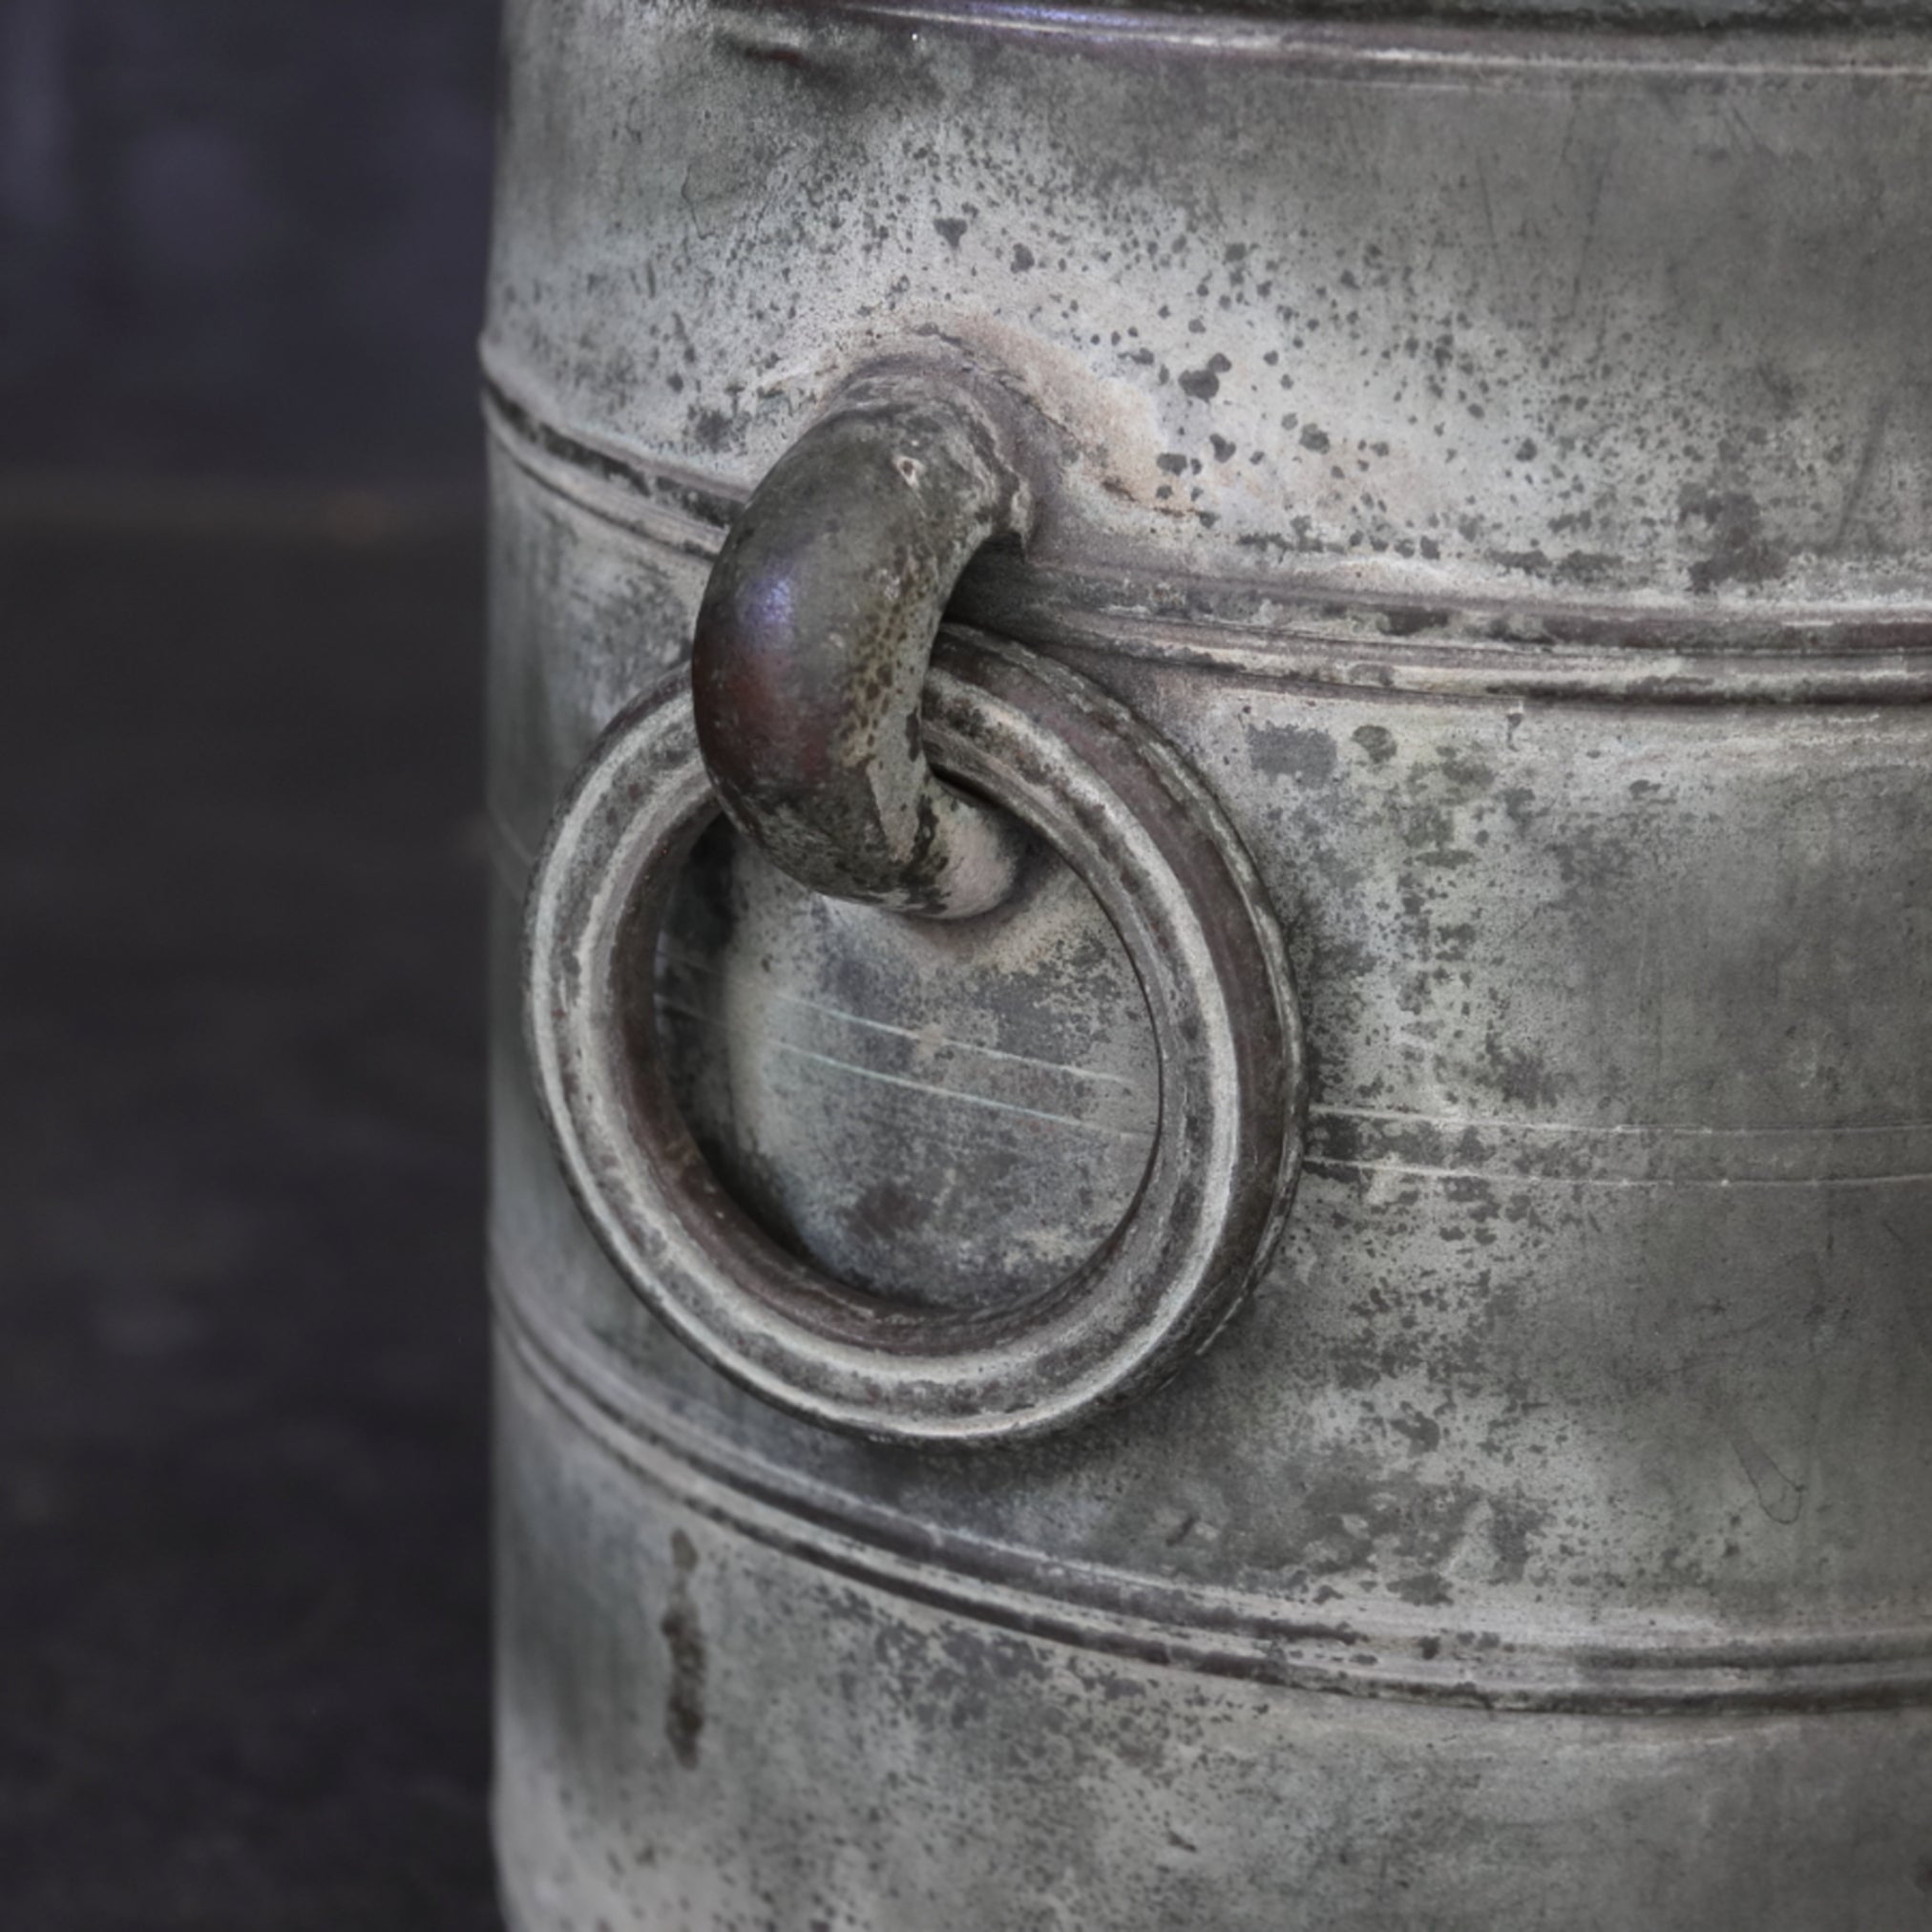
[486,0,1932,637]
[487,1,1932,1924]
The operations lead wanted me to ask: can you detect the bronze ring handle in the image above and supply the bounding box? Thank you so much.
[525,363,1305,1442]
[524,628,1305,1444]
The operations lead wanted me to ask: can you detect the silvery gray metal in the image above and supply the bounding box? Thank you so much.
[486,1,1932,1924]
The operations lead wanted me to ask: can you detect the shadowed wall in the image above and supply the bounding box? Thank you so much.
[0,0,497,484]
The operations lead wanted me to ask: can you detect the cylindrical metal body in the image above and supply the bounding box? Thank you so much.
[485,4,1932,1924]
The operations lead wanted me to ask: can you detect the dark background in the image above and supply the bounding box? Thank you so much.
[1,0,495,488]
[2,3,504,1923]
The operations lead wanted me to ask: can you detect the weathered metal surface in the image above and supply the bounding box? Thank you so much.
[692,365,1037,917]
[486,1,1932,649]
[486,0,1932,1923]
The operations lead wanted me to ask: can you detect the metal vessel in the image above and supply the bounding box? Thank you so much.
[485,1,1932,1923]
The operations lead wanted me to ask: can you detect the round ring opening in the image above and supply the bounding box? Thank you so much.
[646,808,1165,1326]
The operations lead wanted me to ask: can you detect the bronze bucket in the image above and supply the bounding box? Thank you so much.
[484,2,1932,1922]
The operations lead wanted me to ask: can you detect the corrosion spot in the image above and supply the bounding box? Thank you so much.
[1248,723,1336,786]
[1352,724,1396,766]
[662,1534,706,1768]
[1179,353,1230,402]
[1679,487,1786,593]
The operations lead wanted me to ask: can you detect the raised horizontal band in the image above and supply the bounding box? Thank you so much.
[484,373,1932,705]
[493,1252,1932,1715]
[745,0,1932,74]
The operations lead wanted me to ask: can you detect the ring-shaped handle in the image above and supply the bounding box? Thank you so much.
[525,627,1305,1445]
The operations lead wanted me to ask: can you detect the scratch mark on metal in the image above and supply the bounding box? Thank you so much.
[658,946,1146,1090]
[657,998,1156,1140]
